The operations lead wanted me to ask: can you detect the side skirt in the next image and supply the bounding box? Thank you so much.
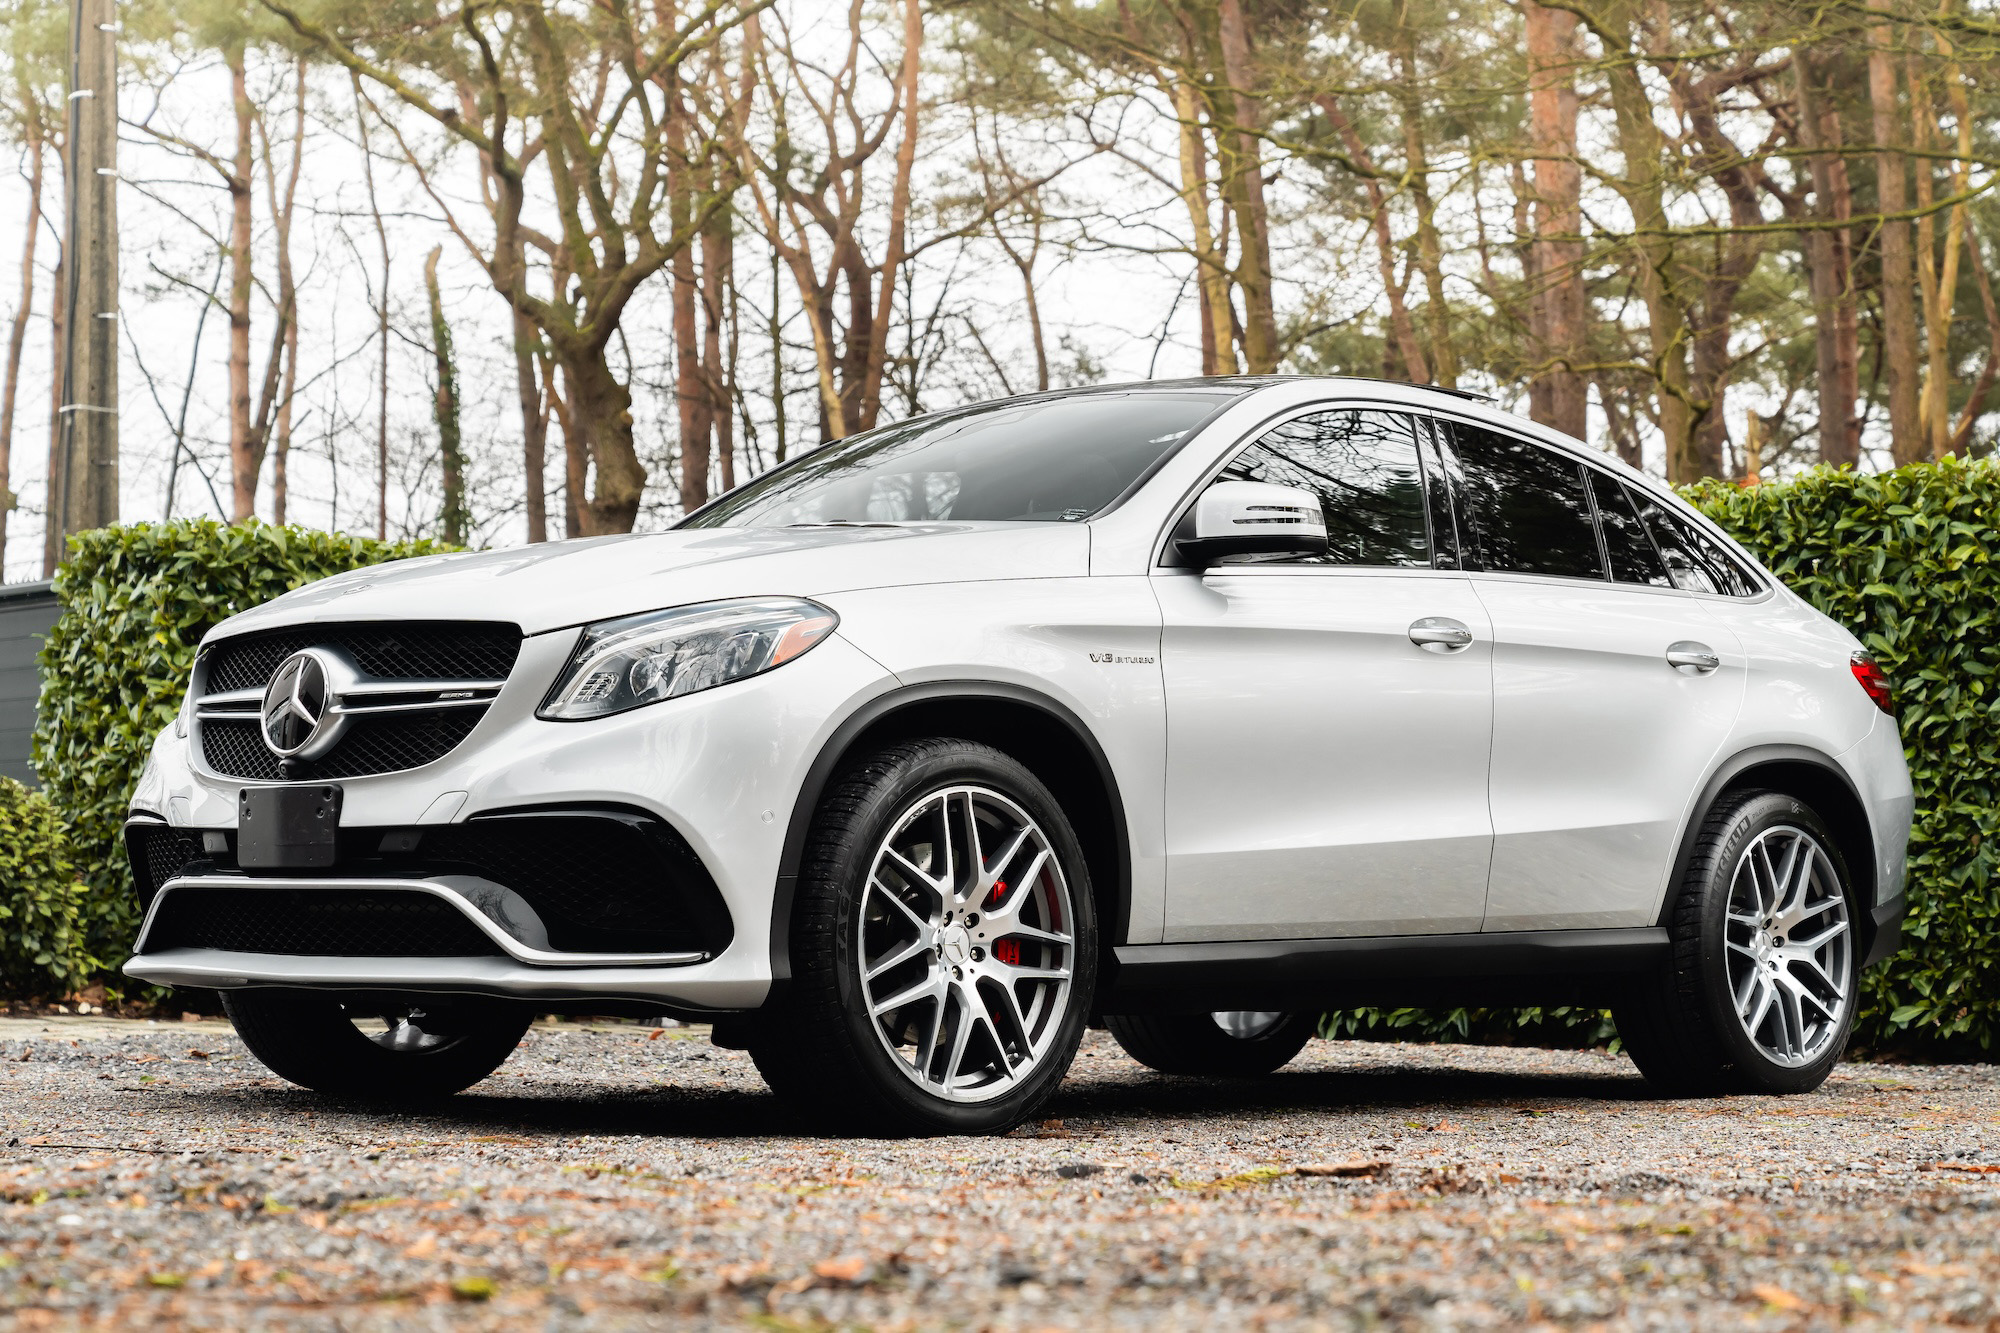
[1101,928,1669,1014]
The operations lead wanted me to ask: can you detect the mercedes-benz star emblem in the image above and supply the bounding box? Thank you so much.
[260,649,340,760]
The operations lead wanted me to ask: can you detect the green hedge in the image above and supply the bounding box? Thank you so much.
[32,521,451,975]
[1687,457,2000,1056]
[0,776,90,999]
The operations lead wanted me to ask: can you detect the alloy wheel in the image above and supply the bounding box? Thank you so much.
[856,785,1077,1103]
[1723,825,1853,1067]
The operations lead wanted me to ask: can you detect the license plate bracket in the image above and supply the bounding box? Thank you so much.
[237,784,342,870]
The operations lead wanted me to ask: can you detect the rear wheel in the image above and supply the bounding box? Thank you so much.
[1616,791,1858,1096]
[1106,1010,1316,1077]
[749,739,1096,1135]
[222,990,531,1100]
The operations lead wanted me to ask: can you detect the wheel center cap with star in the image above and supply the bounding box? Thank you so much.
[939,924,973,966]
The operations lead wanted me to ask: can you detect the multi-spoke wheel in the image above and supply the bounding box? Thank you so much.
[1722,825,1853,1067]
[1105,1009,1316,1077]
[859,785,1078,1102]
[1616,791,1859,1096]
[221,991,531,1100]
[749,739,1096,1135]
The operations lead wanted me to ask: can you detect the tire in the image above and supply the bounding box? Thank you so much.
[1105,1010,1316,1077]
[1615,790,1860,1097]
[222,990,531,1100]
[749,739,1098,1136]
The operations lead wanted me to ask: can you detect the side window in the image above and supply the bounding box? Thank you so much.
[1587,470,1672,588]
[1628,488,1762,596]
[1217,409,1431,566]
[1445,422,1605,580]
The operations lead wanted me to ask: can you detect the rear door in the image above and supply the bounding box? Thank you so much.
[1436,417,1746,931]
[1156,406,1494,941]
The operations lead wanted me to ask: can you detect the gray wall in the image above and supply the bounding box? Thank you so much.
[0,582,57,785]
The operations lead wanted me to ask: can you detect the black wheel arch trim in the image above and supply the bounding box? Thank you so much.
[1663,743,1890,959]
[767,680,1133,1001]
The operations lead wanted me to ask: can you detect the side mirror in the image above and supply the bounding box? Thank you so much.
[1175,481,1328,566]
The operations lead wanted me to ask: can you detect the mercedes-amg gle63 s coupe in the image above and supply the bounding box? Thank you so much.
[124,377,1912,1134]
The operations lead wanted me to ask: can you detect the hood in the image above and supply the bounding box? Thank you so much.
[206,522,1092,642]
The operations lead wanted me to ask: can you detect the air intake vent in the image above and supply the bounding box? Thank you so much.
[145,887,502,957]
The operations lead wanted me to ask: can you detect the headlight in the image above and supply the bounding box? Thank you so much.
[538,597,838,721]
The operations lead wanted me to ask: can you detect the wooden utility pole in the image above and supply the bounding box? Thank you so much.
[50,0,118,571]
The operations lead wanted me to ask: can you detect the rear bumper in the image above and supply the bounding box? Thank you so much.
[1863,891,1907,969]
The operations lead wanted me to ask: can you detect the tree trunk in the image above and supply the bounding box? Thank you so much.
[42,238,62,576]
[226,46,258,520]
[701,201,733,493]
[1315,94,1427,382]
[269,58,305,527]
[1524,0,1587,437]
[1869,2,1922,465]
[1912,46,1971,458]
[1213,0,1278,373]
[1393,3,1457,388]
[424,247,466,546]
[1,91,43,573]
[1172,79,1236,375]
[514,310,550,542]
[668,72,710,515]
[1795,50,1861,467]
[560,349,644,534]
[855,0,923,434]
[1603,1,1695,480]
[352,72,391,540]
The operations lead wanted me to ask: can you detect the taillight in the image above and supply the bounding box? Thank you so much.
[1850,652,1894,715]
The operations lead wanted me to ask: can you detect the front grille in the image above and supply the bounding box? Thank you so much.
[195,620,519,781]
[201,710,485,781]
[145,887,502,957]
[203,622,521,695]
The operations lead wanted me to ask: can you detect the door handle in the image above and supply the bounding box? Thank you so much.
[1666,641,1721,674]
[1409,617,1474,653]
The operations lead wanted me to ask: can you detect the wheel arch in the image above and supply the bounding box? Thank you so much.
[1663,744,1880,946]
[766,681,1132,1001]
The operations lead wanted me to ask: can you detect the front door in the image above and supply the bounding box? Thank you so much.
[1157,407,1495,941]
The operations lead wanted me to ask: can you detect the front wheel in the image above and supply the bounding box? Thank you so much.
[1615,791,1859,1096]
[222,990,531,1100]
[750,739,1097,1135]
[1106,1010,1316,1077]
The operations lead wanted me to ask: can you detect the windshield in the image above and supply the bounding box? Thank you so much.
[683,389,1240,528]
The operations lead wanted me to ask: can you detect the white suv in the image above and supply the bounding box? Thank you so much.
[125,377,1913,1134]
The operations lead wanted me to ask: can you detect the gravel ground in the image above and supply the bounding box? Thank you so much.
[1,1016,1997,1330]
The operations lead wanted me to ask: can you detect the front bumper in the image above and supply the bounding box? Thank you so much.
[124,629,898,1011]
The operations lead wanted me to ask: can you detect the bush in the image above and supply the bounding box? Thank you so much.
[32,520,452,975]
[0,776,91,999]
[1687,457,2000,1056]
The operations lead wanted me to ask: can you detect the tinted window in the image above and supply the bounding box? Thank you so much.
[1215,409,1431,566]
[1588,471,1672,587]
[1628,489,1761,596]
[685,389,1239,527]
[1447,423,1605,579]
